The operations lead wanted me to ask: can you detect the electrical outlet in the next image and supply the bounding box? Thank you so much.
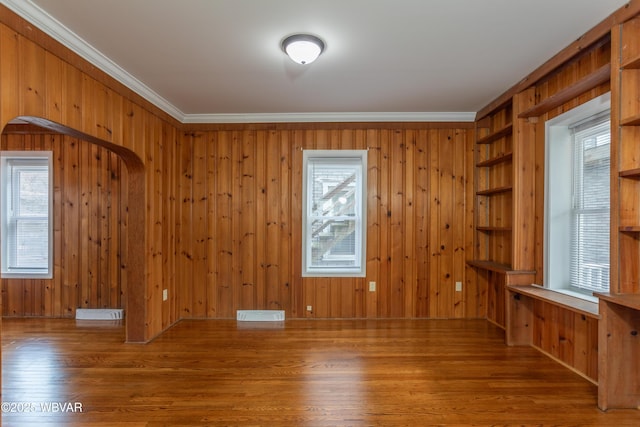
[369,281,376,292]
[163,289,168,301]
[455,281,463,292]
[306,305,313,311]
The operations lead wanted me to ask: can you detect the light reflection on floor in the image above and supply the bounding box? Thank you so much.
[3,338,67,401]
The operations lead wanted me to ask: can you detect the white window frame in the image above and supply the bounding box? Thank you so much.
[302,150,367,277]
[543,93,610,302]
[1,151,53,279]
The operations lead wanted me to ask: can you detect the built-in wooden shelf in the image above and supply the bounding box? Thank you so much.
[476,152,513,167]
[620,113,640,126]
[509,285,599,318]
[621,52,640,70]
[619,168,640,178]
[476,124,513,145]
[619,225,640,232]
[596,292,640,311]
[467,260,536,277]
[476,185,512,196]
[467,260,512,273]
[518,64,611,118]
[476,226,512,232]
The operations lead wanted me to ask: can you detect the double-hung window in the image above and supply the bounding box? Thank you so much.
[1,151,53,279]
[302,150,367,277]
[570,113,610,294]
[544,93,610,300]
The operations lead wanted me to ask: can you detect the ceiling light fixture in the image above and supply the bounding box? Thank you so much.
[282,34,325,65]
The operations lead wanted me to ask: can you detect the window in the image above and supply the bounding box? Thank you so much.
[544,94,610,300]
[1,151,53,279]
[302,150,367,277]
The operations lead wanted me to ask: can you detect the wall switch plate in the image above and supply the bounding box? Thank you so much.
[455,281,463,292]
[369,281,376,292]
[162,289,168,301]
[306,305,313,311]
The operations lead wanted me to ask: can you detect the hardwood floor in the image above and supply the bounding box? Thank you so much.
[1,318,638,426]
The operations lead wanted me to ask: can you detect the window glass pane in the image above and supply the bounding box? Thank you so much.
[15,219,49,268]
[302,150,366,277]
[16,168,49,216]
[309,218,356,268]
[309,162,357,219]
[1,153,52,278]
[570,117,610,294]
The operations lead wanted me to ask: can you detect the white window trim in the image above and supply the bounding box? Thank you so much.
[543,93,610,303]
[1,151,54,279]
[302,149,367,277]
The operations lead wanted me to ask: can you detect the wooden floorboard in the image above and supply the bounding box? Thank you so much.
[1,318,638,426]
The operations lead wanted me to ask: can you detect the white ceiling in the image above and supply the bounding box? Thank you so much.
[1,0,629,123]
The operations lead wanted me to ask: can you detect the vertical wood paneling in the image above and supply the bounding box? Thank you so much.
[415,129,430,317]
[438,130,455,317]
[78,140,91,308]
[176,126,474,319]
[255,131,267,310]
[44,51,63,123]
[291,130,304,317]
[205,131,217,317]
[192,133,207,317]
[216,132,233,317]
[453,129,467,317]
[486,271,506,328]
[531,299,599,382]
[279,131,292,314]
[177,133,194,317]
[428,129,442,317]
[0,12,182,343]
[389,130,404,317]
[403,130,416,318]
[265,130,280,310]
[147,116,164,336]
[19,35,45,116]
[1,132,125,317]
[378,129,391,317]
[241,131,256,310]
[0,25,20,123]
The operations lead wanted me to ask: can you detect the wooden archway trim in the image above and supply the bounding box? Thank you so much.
[16,116,147,343]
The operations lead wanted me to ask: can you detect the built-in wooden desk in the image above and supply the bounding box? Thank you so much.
[505,285,598,346]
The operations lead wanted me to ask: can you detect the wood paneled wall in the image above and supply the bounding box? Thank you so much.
[177,126,480,319]
[0,7,181,341]
[1,131,126,317]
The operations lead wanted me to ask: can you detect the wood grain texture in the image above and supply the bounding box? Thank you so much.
[597,16,640,410]
[3,317,639,426]
[0,11,182,342]
[1,132,126,318]
[177,128,476,319]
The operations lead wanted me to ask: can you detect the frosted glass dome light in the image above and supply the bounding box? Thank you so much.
[282,34,325,65]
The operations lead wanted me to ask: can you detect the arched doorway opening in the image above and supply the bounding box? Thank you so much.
[1,116,146,343]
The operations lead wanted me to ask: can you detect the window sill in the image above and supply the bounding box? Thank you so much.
[547,286,599,303]
[507,284,599,318]
[1,272,52,280]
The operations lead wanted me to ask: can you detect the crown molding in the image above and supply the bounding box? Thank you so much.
[1,1,476,125]
[182,112,476,124]
[1,0,186,122]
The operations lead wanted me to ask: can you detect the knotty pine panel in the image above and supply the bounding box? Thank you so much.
[177,127,477,319]
[0,11,182,341]
[1,132,125,317]
[532,299,599,382]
